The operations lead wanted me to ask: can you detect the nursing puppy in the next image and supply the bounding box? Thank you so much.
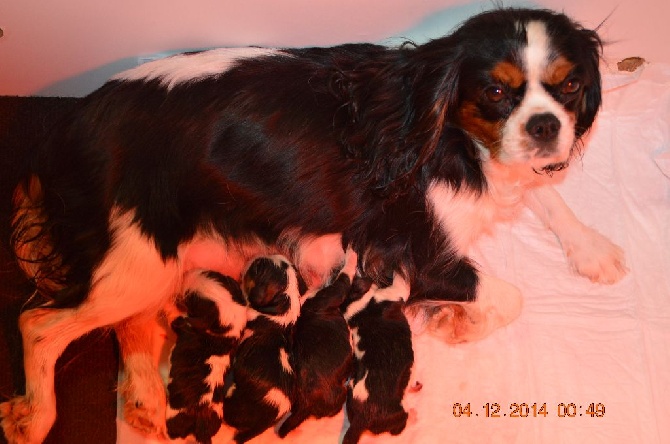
[3,8,627,443]
[164,270,247,444]
[277,249,357,438]
[223,256,301,444]
[342,274,414,444]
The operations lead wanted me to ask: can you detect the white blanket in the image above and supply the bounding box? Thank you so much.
[118,62,670,444]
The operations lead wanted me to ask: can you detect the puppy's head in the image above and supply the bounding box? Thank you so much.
[242,255,300,324]
[445,9,602,175]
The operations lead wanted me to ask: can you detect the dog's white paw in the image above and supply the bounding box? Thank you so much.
[563,226,628,284]
[119,357,168,438]
[120,379,167,438]
[0,396,56,444]
[426,275,522,343]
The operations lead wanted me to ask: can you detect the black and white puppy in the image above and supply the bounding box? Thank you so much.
[164,270,247,444]
[277,248,357,438]
[223,255,301,444]
[342,273,414,444]
[3,8,627,443]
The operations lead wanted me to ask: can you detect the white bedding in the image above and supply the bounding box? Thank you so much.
[118,62,670,444]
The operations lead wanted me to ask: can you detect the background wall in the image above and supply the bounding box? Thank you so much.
[1,0,668,97]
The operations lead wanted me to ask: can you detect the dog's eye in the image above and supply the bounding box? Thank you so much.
[561,78,581,94]
[485,86,506,103]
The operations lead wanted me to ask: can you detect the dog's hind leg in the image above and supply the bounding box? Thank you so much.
[1,306,87,444]
[420,273,522,343]
[0,209,180,443]
[116,315,170,438]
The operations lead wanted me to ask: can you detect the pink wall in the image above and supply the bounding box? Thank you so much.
[1,0,668,96]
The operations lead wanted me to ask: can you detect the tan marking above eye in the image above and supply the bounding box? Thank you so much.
[542,56,575,86]
[491,61,525,89]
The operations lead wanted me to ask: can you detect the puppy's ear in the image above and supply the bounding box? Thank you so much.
[170,316,190,333]
[347,277,374,301]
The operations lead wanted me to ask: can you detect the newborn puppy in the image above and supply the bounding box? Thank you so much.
[223,255,301,444]
[278,249,357,437]
[342,273,414,444]
[165,270,247,444]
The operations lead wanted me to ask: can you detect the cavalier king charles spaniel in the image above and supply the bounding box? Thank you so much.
[2,7,626,443]
[164,269,247,443]
[342,274,414,444]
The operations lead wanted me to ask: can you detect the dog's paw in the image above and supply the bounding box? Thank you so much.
[0,396,56,444]
[121,385,167,438]
[119,358,168,438]
[166,405,222,442]
[563,226,628,284]
[426,275,522,343]
[427,304,480,344]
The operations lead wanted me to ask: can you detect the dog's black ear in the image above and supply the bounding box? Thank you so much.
[410,41,464,125]
[575,27,603,138]
[345,276,374,304]
[400,39,465,182]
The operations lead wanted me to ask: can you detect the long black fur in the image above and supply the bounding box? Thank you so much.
[10,8,602,311]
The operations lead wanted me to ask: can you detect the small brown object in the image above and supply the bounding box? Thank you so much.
[617,57,646,72]
[408,380,423,393]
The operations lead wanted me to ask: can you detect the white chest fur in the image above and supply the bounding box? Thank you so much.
[427,165,531,255]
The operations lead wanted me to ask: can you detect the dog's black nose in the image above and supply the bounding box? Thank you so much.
[526,113,561,142]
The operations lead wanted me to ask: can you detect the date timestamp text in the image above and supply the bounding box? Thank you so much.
[452,402,606,418]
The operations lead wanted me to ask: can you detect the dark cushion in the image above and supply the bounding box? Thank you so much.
[0,96,118,444]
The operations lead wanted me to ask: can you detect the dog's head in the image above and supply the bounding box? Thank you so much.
[242,255,301,325]
[417,8,602,176]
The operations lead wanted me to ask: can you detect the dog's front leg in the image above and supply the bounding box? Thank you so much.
[524,185,628,284]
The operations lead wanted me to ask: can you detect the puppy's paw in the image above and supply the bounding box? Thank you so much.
[563,226,628,284]
[0,396,55,444]
[166,405,222,443]
[119,357,167,438]
[426,275,522,344]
